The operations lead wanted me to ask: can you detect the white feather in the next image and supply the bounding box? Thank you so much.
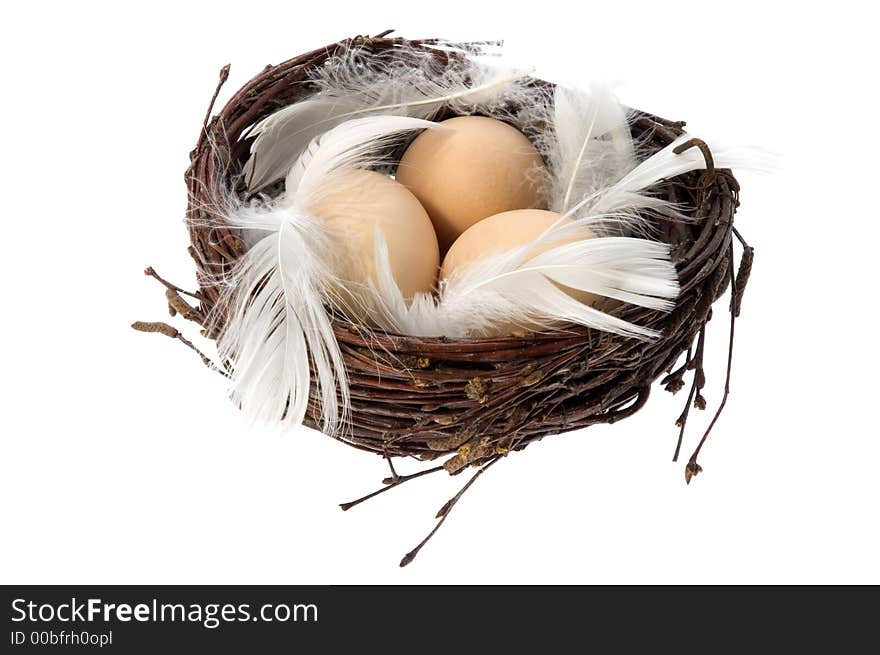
[286,115,438,204]
[585,134,749,219]
[216,204,346,432]
[218,115,437,435]
[366,216,679,339]
[243,43,541,191]
[242,96,362,193]
[541,83,636,215]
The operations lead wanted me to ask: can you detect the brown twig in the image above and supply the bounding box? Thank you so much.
[130,321,228,377]
[685,244,738,483]
[673,367,698,462]
[165,288,201,322]
[144,266,201,300]
[673,138,716,187]
[731,228,754,318]
[339,465,444,511]
[383,447,400,483]
[400,456,500,567]
[661,348,693,392]
[203,64,231,133]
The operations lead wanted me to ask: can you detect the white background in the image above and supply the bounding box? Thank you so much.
[1,1,877,584]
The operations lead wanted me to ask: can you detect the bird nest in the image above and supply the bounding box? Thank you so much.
[136,32,754,565]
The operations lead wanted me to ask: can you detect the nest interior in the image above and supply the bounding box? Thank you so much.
[179,34,749,479]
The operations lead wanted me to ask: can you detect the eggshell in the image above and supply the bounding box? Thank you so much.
[441,209,598,335]
[396,116,545,252]
[310,170,439,316]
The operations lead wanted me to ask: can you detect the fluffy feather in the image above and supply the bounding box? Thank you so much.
[588,135,747,216]
[242,97,362,193]
[217,205,346,431]
[217,116,437,435]
[243,42,542,191]
[366,216,679,339]
[539,87,753,238]
[286,115,439,203]
[541,84,636,216]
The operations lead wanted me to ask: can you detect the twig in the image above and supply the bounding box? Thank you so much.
[661,348,693,389]
[400,456,500,567]
[176,332,229,378]
[731,226,749,249]
[203,64,231,133]
[685,244,737,483]
[144,266,201,300]
[730,227,754,317]
[673,138,716,196]
[673,371,698,462]
[131,321,228,378]
[384,448,400,483]
[339,465,444,511]
[165,288,202,323]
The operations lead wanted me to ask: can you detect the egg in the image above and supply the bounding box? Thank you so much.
[309,170,439,317]
[396,116,545,253]
[441,209,599,335]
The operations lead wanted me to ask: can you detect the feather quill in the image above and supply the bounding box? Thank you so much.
[217,115,437,434]
[243,43,541,191]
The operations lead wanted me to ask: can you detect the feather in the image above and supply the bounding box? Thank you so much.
[217,115,437,435]
[243,42,541,191]
[242,96,363,194]
[286,115,439,204]
[366,216,679,339]
[541,83,636,216]
[540,88,751,236]
[585,134,749,220]
[217,205,346,432]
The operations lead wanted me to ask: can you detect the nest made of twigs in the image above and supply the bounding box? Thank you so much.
[148,32,753,496]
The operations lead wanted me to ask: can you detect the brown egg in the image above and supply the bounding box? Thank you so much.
[441,209,599,336]
[309,170,439,317]
[396,116,545,253]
